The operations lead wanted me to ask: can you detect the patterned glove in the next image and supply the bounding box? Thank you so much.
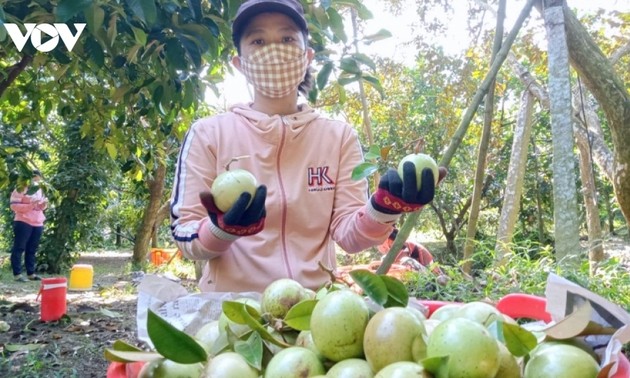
[370,162,443,214]
[199,185,267,236]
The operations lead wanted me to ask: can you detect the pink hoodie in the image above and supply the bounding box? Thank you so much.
[170,103,400,293]
[10,188,47,227]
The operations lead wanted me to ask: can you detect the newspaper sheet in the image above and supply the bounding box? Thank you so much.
[544,273,630,376]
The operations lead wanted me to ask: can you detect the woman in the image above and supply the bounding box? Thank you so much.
[170,0,445,292]
[10,170,48,281]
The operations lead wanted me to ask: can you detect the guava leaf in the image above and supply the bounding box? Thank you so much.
[351,162,378,181]
[222,301,262,325]
[104,349,162,363]
[222,302,291,348]
[364,145,382,161]
[147,309,207,364]
[421,355,449,375]
[349,269,388,306]
[210,331,230,356]
[111,339,143,352]
[381,275,409,308]
[234,332,263,370]
[501,321,538,357]
[284,300,317,331]
[542,301,592,340]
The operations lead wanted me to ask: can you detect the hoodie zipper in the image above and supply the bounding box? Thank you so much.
[278,116,294,279]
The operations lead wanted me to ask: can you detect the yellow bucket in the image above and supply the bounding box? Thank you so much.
[69,264,93,291]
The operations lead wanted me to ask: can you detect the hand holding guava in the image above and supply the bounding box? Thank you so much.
[371,154,447,214]
[200,184,267,237]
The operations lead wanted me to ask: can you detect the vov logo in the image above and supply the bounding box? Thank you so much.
[4,23,86,52]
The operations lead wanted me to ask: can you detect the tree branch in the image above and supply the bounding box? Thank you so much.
[0,54,33,97]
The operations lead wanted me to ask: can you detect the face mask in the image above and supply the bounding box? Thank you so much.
[239,43,308,98]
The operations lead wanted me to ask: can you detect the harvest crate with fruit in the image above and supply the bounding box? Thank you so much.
[106,272,630,378]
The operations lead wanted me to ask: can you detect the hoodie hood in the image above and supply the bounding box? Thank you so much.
[229,102,321,137]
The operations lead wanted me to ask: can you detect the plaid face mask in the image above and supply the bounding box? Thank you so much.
[240,43,308,98]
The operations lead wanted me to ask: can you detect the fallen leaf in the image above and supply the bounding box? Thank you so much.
[543,301,592,340]
[5,343,46,352]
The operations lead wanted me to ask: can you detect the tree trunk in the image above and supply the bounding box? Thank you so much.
[543,0,582,264]
[132,162,167,265]
[560,2,630,226]
[507,53,614,182]
[150,201,171,248]
[572,83,604,274]
[462,0,506,273]
[116,225,122,247]
[495,91,535,264]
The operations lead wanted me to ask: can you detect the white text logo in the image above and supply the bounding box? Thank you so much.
[4,23,86,52]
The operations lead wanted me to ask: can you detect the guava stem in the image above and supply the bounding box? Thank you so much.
[318,261,337,283]
[224,155,250,171]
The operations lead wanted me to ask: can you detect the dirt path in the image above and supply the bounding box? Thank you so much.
[0,250,141,378]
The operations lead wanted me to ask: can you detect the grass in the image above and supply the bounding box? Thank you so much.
[403,239,630,311]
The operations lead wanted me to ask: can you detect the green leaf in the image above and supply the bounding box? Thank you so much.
[363,28,393,44]
[111,340,143,352]
[349,269,387,306]
[147,309,207,364]
[317,62,334,90]
[105,142,117,159]
[351,53,376,70]
[364,145,382,161]
[284,300,318,331]
[187,0,203,21]
[165,38,188,70]
[221,302,291,348]
[0,6,8,42]
[131,26,147,45]
[104,349,162,363]
[326,8,346,43]
[126,0,157,26]
[84,4,105,35]
[234,332,263,370]
[422,355,449,375]
[351,162,378,181]
[56,0,93,22]
[381,275,409,308]
[502,321,538,357]
[362,75,385,99]
[222,301,262,325]
[340,57,361,74]
[338,75,360,86]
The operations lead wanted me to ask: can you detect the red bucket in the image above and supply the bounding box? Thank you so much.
[37,277,67,322]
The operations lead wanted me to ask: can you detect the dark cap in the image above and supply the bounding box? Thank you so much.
[232,0,308,48]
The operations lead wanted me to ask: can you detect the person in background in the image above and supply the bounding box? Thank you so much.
[378,227,445,275]
[170,0,447,293]
[9,170,48,282]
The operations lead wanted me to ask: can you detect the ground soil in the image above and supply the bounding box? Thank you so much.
[0,250,198,378]
[0,237,628,377]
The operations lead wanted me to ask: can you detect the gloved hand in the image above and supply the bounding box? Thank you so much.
[199,185,267,236]
[370,162,447,214]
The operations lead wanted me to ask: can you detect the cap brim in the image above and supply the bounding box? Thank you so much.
[233,2,308,42]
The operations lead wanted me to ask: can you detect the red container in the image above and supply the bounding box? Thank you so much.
[37,277,67,322]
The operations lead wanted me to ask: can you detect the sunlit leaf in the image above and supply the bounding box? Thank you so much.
[351,162,378,181]
[284,299,317,331]
[349,269,387,306]
[381,275,409,308]
[501,321,538,357]
[104,349,162,363]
